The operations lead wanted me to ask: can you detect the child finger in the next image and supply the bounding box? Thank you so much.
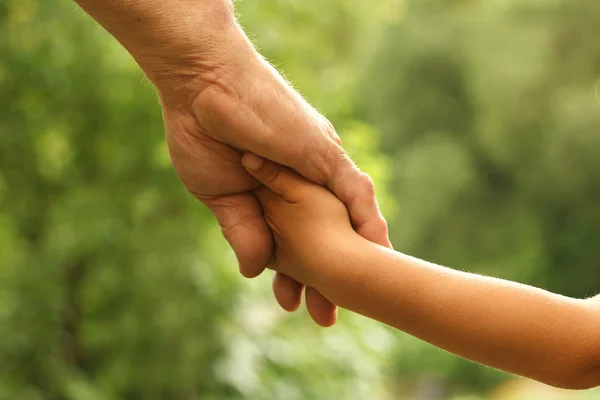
[273,272,305,312]
[242,152,307,202]
[306,287,338,327]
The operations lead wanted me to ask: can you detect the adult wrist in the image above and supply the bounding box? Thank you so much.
[76,0,251,102]
[127,2,246,87]
[144,20,258,107]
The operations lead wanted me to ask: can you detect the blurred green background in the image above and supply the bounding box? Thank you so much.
[2,0,600,398]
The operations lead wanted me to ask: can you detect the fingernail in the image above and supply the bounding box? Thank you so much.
[243,153,264,170]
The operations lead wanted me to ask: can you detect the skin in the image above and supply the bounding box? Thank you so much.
[72,0,391,326]
[242,152,600,390]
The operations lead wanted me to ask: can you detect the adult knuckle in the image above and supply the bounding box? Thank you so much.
[318,116,342,146]
[301,118,343,182]
[326,127,342,147]
[358,172,376,198]
[305,144,333,184]
[374,214,388,229]
[325,143,351,181]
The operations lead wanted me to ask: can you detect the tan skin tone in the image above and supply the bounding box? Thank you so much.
[242,152,600,391]
[69,2,600,386]
[73,0,391,326]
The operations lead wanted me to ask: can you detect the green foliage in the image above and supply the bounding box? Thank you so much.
[0,0,395,399]
[2,0,600,398]
[361,0,600,395]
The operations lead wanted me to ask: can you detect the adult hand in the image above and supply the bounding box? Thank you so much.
[74,0,391,326]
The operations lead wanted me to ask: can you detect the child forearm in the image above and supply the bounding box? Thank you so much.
[319,238,600,389]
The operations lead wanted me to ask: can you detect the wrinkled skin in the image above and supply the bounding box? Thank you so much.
[74,0,391,326]
[161,50,391,326]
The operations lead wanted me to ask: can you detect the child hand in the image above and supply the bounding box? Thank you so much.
[242,152,363,323]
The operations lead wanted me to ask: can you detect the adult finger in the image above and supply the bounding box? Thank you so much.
[206,193,311,316]
[251,118,392,249]
[202,192,272,278]
[328,152,392,248]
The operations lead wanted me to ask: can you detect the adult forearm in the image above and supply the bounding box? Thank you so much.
[73,0,254,94]
[321,240,600,389]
